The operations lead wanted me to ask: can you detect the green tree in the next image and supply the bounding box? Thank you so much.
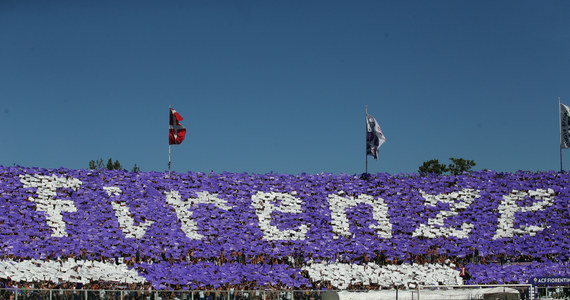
[448,157,476,175]
[113,160,122,170]
[418,159,448,175]
[106,158,122,170]
[418,157,476,176]
[89,158,134,171]
[106,159,114,170]
[88,158,104,170]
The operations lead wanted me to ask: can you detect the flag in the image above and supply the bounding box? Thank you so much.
[561,103,570,149]
[169,108,186,145]
[366,113,386,159]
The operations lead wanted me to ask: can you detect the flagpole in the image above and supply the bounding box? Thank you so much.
[559,97,563,172]
[169,105,172,177]
[365,105,368,174]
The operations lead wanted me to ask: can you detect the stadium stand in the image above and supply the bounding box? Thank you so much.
[0,166,568,291]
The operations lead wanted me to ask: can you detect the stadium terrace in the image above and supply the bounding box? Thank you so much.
[0,166,568,290]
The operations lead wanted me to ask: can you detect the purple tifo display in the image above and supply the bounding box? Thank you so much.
[0,166,568,289]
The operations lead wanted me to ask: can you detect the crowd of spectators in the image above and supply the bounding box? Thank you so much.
[0,166,568,292]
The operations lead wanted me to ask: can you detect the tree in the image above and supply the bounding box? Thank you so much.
[89,158,103,170]
[418,157,476,176]
[106,158,122,170]
[113,160,122,170]
[89,158,126,171]
[418,159,448,175]
[106,159,113,170]
[448,157,476,175]
[88,159,104,170]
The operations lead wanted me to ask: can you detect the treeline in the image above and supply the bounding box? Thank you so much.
[89,157,476,175]
[88,158,140,172]
[418,157,476,175]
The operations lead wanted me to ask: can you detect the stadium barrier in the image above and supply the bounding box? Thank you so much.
[0,285,536,300]
[0,289,310,300]
[415,284,532,300]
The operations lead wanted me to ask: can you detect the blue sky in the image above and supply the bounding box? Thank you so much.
[1,1,570,175]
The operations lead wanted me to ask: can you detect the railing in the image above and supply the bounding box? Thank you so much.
[0,285,538,300]
[0,289,335,300]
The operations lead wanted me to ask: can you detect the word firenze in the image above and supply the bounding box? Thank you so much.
[18,174,555,241]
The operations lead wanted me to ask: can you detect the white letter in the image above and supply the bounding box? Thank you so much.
[412,189,480,239]
[165,190,232,239]
[493,189,555,239]
[252,192,308,240]
[20,174,81,237]
[328,193,391,239]
[104,187,154,239]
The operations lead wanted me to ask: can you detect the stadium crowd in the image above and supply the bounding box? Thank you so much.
[0,166,568,293]
[0,246,560,292]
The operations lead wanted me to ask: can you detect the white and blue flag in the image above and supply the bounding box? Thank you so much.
[366,113,386,159]
[561,103,570,149]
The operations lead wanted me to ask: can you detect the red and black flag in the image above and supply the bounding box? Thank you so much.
[169,108,186,145]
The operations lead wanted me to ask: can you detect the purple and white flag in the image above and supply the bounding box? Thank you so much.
[366,113,386,159]
[561,103,570,149]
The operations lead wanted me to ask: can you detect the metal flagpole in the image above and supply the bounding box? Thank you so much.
[559,97,563,172]
[365,105,368,174]
[169,105,171,177]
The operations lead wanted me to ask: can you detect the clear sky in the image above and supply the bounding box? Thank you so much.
[1,1,570,175]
